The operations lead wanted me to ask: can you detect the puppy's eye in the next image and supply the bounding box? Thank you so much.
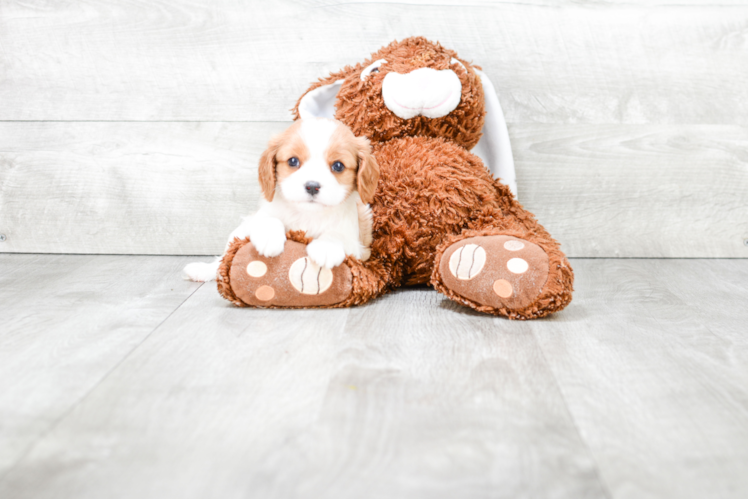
[331,161,345,173]
[287,157,300,167]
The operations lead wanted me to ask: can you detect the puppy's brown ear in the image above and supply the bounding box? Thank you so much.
[355,136,380,205]
[258,135,280,202]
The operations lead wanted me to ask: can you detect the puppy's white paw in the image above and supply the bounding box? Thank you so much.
[183,261,219,282]
[306,239,346,269]
[248,217,286,257]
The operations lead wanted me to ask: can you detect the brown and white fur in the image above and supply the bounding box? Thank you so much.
[184,118,379,282]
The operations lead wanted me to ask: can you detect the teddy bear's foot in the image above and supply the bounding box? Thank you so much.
[225,239,353,307]
[435,235,550,317]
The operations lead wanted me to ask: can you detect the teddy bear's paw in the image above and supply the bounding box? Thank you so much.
[227,240,352,307]
[437,235,550,313]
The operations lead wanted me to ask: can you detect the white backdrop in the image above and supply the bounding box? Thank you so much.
[1,0,746,257]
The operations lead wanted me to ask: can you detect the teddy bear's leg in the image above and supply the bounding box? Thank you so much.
[431,184,574,320]
[217,233,393,309]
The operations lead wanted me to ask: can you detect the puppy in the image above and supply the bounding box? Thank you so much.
[184,118,379,282]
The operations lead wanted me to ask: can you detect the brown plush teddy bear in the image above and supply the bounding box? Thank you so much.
[218,37,573,319]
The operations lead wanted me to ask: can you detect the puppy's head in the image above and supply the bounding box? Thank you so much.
[258,118,379,208]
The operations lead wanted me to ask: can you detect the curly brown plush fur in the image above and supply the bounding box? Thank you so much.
[222,36,573,319]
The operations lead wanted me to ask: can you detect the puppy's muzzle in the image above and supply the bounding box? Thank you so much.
[304,181,321,196]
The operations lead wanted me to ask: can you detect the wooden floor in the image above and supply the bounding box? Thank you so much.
[1,255,747,498]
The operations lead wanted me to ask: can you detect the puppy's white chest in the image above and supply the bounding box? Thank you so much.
[288,210,337,238]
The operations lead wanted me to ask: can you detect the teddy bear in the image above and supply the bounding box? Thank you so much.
[217,37,574,320]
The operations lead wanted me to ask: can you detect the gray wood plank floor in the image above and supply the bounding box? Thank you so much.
[0,255,202,479]
[1,255,746,497]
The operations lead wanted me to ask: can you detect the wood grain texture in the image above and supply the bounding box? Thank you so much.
[2,122,747,257]
[2,256,748,497]
[0,278,607,497]
[532,259,748,497]
[0,254,200,478]
[513,124,748,258]
[0,121,287,255]
[1,0,747,123]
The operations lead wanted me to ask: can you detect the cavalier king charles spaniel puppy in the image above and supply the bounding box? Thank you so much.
[184,118,380,282]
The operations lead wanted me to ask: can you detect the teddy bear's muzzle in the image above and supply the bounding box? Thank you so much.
[382,67,462,120]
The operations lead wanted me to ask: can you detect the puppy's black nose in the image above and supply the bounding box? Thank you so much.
[304,181,321,196]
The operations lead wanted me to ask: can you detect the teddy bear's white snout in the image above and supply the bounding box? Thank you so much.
[382,67,462,120]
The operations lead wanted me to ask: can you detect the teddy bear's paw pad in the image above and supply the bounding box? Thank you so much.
[229,240,352,307]
[439,235,549,311]
[288,257,334,295]
[448,243,486,280]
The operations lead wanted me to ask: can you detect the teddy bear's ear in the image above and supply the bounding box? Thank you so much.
[295,79,345,120]
[471,69,518,198]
